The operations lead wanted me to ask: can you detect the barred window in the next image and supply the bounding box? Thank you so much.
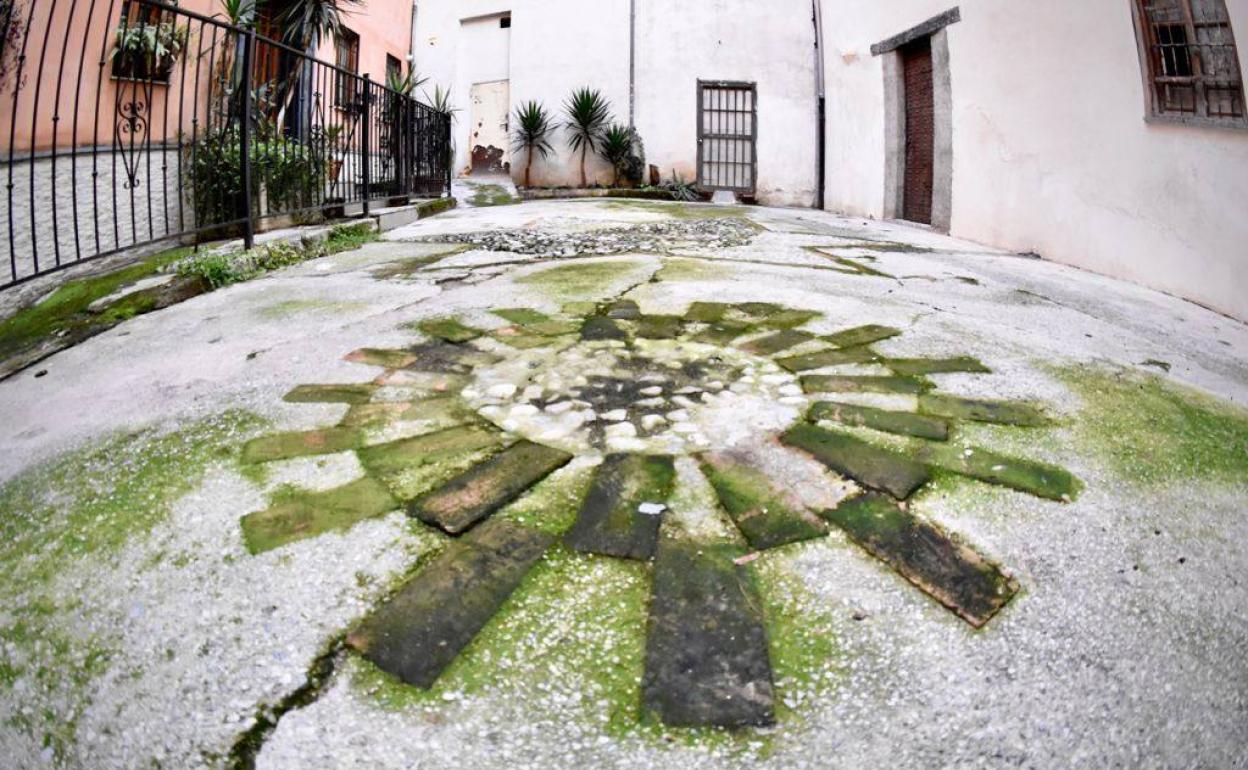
[334,26,360,110]
[1134,0,1246,126]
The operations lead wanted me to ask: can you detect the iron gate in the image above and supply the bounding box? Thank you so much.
[696,80,757,195]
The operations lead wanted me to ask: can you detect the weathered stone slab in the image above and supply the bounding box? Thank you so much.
[781,423,930,500]
[635,315,685,339]
[493,307,551,325]
[691,319,754,345]
[283,383,377,404]
[581,315,628,341]
[822,493,1018,627]
[685,301,730,323]
[699,453,828,550]
[755,308,820,330]
[801,374,933,395]
[417,317,483,344]
[918,444,1082,501]
[777,346,881,372]
[241,476,398,554]
[809,401,949,441]
[642,538,775,727]
[739,329,815,356]
[242,426,362,464]
[885,357,992,376]
[357,425,506,501]
[823,324,902,349]
[563,454,676,560]
[348,519,554,688]
[344,348,418,369]
[918,393,1050,427]
[409,441,574,534]
[606,299,641,319]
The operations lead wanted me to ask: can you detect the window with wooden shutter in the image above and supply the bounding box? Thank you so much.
[1133,0,1246,126]
[334,26,360,111]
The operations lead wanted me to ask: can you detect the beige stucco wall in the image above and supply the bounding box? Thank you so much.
[413,0,819,206]
[821,0,1248,321]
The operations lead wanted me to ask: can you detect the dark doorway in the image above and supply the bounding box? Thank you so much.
[901,37,934,225]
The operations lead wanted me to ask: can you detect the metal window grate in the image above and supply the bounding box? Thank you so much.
[696,81,756,194]
[1136,0,1246,123]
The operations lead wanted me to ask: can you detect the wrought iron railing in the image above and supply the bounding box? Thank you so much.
[0,0,452,290]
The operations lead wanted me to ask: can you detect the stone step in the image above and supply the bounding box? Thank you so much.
[809,401,950,441]
[822,493,1018,627]
[641,538,775,727]
[698,452,829,550]
[409,441,575,534]
[780,423,930,500]
[563,454,676,560]
[348,519,554,688]
[918,393,1049,427]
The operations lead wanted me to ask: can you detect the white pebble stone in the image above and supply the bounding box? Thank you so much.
[487,383,518,399]
[605,422,637,438]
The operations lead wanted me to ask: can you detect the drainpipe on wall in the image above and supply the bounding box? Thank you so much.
[812,0,826,210]
[629,0,637,131]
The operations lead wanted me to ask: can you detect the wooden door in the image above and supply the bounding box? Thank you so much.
[902,38,934,225]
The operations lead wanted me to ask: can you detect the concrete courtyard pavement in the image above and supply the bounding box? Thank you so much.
[1,198,1246,769]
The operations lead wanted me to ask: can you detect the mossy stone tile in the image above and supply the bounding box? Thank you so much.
[809,401,949,441]
[338,402,410,428]
[823,324,902,349]
[581,315,628,341]
[241,476,398,554]
[490,328,568,349]
[756,309,820,330]
[822,493,1018,627]
[918,393,1050,427]
[344,348,418,369]
[777,346,881,372]
[525,319,582,337]
[409,441,574,534]
[563,454,676,560]
[358,425,506,501]
[685,301,730,323]
[781,423,930,500]
[918,444,1082,501]
[885,357,992,376]
[801,374,933,395]
[242,426,362,464]
[417,317,483,344]
[642,538,775,727]
[635,315,685,339]
[283,383,377,404]
[404,340,501,374]
[739,329,815,356]
[348,519,554,688]
[493,308,551,326]
[691,319,755,345]
[698,453,828,550]
[606,299,641,319]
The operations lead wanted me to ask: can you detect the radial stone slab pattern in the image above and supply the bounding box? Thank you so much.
[236,298,1083,730]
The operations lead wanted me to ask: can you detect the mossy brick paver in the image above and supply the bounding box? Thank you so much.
[373,370,469,394]
[347,519,555,688]
[606,299,641,320]
[641,538,775,727]
[918,444,1083,502]
[417,317,483,344]
[781,423,930,500]
[735,302,785,318]
[563,454,677,560]
[634,315,685,339]
[698,453,828,550]
[580,315,628,341]
[241,427,362,464]
[809,401,950,441]
[777,345,882,372]
[822,494,1018,627]
[918,393,1050,427]
[823,324,902,349]
[240,476,399,554]
[409,441,575,534]
[685,301,730,323]
[283,383,378,404]
[491,328,567,349]
[739,329,815,356]
[339,402,410,428]
[525,319,582,337]
[357,425,506,501]
[801,374,933,395]
[493,308,552,326]
[691,319,755,345]
[344,348,419,369]
[885,357,992,376]
[754,309,820,330]
[403,340,501,374]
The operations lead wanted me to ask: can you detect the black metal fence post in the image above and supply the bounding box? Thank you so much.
[239,26,255,250]
[361,73,371,217]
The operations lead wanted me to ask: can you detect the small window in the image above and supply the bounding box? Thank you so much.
[112,0,184,83]
[500,16,511,29]
[1134,0,1246,126]
[335,26,361,110]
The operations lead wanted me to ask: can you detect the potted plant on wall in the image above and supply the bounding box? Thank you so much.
[511,100,554,188]
[112,18,189,82]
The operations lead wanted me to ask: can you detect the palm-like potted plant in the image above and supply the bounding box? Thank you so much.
[563,87,611,188]
[511,101,554,188]
[599,123,636,188]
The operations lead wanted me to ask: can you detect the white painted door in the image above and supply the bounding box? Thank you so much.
[469,80,511,174]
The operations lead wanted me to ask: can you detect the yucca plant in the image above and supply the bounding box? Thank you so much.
[599,123,635,188]
[511,101,554,188]
[279,0,361,49]
[386,69,428,97]
[563,87,612,188]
